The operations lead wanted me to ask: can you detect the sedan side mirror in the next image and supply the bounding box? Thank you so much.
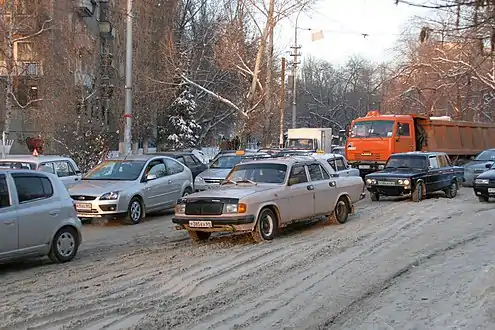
[146,173,158,181]
[485,163,492,169]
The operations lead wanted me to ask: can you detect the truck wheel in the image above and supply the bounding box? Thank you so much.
[370,192,380,201]
[478,195,489,203]
[188,230,211,242]
[412,182,424,202]
[444,181,457,198]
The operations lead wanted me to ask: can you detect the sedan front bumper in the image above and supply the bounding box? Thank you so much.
[73,199,127,219]
[173,215,256,232]
[473,184,495,198]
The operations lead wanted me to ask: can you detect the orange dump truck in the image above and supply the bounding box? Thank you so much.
[345,110,495,176]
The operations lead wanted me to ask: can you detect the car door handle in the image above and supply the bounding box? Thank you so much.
[74,178,80,181]
[49,210,59,216]
[3,220,14,225]
[329,181,337,187]
[307,185,314,191]
[168,180,173,184]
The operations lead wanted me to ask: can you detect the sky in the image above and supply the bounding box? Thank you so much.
[275,0,434,66]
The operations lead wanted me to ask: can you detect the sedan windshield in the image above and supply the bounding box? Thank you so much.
[385,156,427,169]
[227,163,287,184]
[0,161,36,170]
[210,155,242,169]
[84,160,146,180]
[350,120,395,138]
[475,150,495,161]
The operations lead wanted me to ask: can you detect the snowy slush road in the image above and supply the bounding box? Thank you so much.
[0,188,494,330]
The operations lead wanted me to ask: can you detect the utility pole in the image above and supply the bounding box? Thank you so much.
[123,0,133,156]
[279,57,286,148]
[290,8,304,129]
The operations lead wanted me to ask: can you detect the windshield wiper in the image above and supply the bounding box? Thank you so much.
[235,179,257,185]
[396,166,411,169]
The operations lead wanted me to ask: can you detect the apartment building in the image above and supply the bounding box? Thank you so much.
[0,0,119,154]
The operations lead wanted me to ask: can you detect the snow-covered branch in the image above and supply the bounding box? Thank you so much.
[12,19,54,43]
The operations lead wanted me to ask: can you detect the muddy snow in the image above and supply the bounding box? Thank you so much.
[1,189,494,330]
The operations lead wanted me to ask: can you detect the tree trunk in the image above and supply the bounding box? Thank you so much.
[4,0,15,135]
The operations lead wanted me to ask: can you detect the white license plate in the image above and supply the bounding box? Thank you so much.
[489,188,495,193]
[359,165,371,169]
[378,181,395,186]
[189,221,212,228]
[75,203,92,210]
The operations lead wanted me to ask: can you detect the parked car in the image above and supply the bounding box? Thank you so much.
[194,150,257,191]
[151,152,207,179]
[331,146,345,156]
[472,162,495,202]
[313,153,360,177]
[0,155,81,188]
[0,170,83,264]
[364,152,461,202]
[173,157,365,242]
[68,155,193,224]
[463,148,495,186]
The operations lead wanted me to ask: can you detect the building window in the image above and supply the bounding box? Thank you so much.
[16,42,35,61]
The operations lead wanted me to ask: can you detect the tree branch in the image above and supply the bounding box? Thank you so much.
[13,18,54,43]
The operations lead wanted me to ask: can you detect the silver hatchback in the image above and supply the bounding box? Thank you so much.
[0,170,83,264]
[68,155,194,224]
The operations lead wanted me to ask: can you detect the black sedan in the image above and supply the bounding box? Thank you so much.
[473,163,495,202]
[151,151,207,179]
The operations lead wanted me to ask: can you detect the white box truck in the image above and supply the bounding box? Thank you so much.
[285,128,335,153]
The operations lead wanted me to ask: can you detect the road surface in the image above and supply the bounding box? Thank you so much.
[0,189,494,330]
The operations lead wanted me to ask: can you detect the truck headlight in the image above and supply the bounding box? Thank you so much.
[223,203,247,214]
[475,179,489,184]
[100,191,120,200]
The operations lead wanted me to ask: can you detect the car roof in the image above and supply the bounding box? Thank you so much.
[149,151,193,157]
[239,155,324,166]
[0,155,73,163]
[391,151,445,157]
[216,152,257,157]
[0,168,51,176]
[105,154,168,161]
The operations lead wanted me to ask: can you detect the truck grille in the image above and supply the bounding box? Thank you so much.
[185,201,223,215]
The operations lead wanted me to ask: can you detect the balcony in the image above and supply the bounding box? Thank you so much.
[76,0,97,17]
[99,21,115,40]
[0,61,42,76]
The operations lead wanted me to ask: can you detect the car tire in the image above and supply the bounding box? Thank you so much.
[48,226,80,263]
[412,182,423,202]
[370,192,380,201]
[252,207,277,243]
[182,187,193,197]
[478,195,489,202]
[328,196,350,224]
[124,197,144,225]
[444,181,458,198]
[188,230,211,242]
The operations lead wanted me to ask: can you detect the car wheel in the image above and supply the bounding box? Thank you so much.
[412,182,423,202]
[124,197,144,225]
[444,181,457,198]
[188,230,211,242]
[182,187,192,197]
[370,192,380,201]
[252,207,277,243]
[478,195,489,202]
[48,226,80,263]
[328,196,350,224]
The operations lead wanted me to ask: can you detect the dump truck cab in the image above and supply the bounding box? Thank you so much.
[346,111,418,176]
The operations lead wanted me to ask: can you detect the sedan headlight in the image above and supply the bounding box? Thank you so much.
[195,176,204,182]
[475,178,489,184]
[397,179,410,185]
[175,204,185,214]
[100,191,120,200]
[223,203,247,214]
[366,178,376,184]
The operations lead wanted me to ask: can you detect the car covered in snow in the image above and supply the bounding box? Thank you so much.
[173,156,365,242]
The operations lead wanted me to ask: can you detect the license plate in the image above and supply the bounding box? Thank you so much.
[489,188,495,193]
[359,165,371,169]
[189,221,212,228]
[378,181,395,186]
[75,203,92,210]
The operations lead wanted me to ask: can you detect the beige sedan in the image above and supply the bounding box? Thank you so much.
[173,156,365,242]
